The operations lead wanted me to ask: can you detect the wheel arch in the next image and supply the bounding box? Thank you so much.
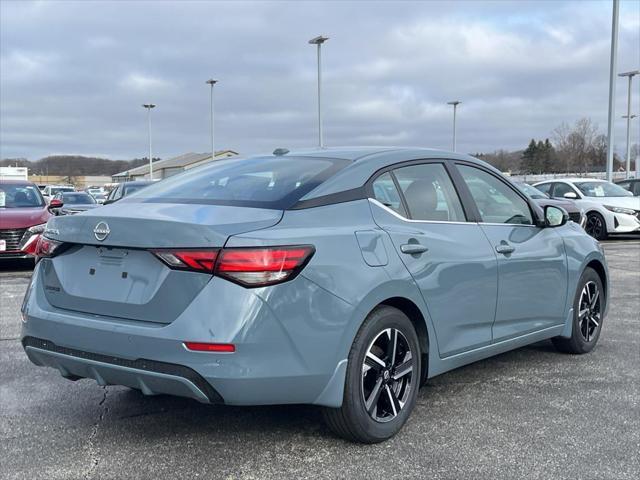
[585,258,608,306]
[378,297,430,385]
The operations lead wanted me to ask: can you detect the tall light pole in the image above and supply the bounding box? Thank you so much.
[447,101,461,152]
[206,79,218,161]
[142,103,156,179]
[309,35,329,148]
[618,70,639,179]
[605,0,619,182]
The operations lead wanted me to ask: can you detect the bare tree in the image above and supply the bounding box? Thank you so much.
[552,118,600,174]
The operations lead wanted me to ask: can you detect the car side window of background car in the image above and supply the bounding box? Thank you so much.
[372,172,407,217]
[458,165,533,225]
[392,163,466,222]
[552,182,577,198]
[535,183,552,196]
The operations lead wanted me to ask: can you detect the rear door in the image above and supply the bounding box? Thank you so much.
[454,163,568,342]
[369,161,498,358]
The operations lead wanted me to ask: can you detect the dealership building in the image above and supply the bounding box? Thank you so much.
[111,150,238,183]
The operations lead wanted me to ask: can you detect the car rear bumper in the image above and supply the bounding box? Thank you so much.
[21,261,352,407]
[23,336,221,403]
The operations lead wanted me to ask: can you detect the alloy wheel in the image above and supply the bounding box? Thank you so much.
[361,328,414,423]
[585,214,604,239]
[578,280,602,342]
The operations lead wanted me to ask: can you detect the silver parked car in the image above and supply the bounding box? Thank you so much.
[22,147,608,443]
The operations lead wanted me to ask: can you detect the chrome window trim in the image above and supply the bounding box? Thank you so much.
[369,199,539,228]
[368,198,471,225]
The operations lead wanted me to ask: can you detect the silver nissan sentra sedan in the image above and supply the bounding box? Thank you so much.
[21,147,608,443]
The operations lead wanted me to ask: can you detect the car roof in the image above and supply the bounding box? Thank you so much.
[534,178,608,184]
[123,180,154,186]
[0,179,35,186]
[267,146,493,200]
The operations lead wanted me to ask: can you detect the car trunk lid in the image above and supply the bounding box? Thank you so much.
[40,203,282,324]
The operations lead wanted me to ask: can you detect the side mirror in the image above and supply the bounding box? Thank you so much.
[103,198,115,205]
[563,191,578,200]
[544,205,568,227]
[48,199,63,212]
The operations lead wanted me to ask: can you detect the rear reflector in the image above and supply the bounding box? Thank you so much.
[183,342,235,353]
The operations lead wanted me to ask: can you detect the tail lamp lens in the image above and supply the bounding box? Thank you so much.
[151,245,314,287]
[153,250,219,273]
[35,236,63,258]
[216,246,315,286]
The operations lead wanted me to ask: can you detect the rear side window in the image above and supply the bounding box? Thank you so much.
[372,172,407,216]
[125,156,349,209]
[458,165,533,225]
[393,164,466,222]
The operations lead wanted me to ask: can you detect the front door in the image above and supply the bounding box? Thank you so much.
[455,164,568,342]
[370,163,498,358]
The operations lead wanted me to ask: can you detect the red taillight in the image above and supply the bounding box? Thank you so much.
[22,234,40,256]
[151,245,315,287]
[216,246,315,287]
[152,249,219,273]
[183,342,235,353]
[34,236,63,258]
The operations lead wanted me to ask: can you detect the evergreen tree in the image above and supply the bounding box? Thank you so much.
[521,139,538,174]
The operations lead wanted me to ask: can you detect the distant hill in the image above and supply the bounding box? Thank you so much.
[0,156,160,176]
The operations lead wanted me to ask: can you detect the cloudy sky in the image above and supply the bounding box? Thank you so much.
[1,0,638,161]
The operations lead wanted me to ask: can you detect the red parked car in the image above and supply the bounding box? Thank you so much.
[0,180,53,260]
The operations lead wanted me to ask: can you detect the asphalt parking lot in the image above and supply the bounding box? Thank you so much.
[1,239,638,480]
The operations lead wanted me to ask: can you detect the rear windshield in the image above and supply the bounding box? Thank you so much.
[62,192,96,204]
[123,156,349,209]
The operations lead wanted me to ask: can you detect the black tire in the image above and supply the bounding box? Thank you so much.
[585,212,608,240]
[552,267,605,354]
[322,305,421,443]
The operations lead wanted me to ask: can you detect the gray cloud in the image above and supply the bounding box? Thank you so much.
[1,0,638,160]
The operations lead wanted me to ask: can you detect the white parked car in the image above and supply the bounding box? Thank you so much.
[41,185,75,203]
[533,178,640,240]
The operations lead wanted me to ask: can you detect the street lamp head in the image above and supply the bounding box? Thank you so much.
[447,100,461,106]
[142,103,156,109]
[622,114,638,119]
[618,70,640,78]
[206,79,218,85]
[308,35,329,45]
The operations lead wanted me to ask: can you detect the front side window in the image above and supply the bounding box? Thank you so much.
[552,183,577,198]
[458,165,533,225]
[125,156,349,209]
[372,172,406,216]
[393,163,466,222]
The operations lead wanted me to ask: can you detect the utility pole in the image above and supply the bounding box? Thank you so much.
[142,103,156,180]
[618,71,639,178]
[447,101,461,152]
[309,35,329,148]
[206,79,218,161]
[605,0,619,182]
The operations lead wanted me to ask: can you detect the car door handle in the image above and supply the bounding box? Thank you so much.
[400,244,429,255]
[495,244,515,255]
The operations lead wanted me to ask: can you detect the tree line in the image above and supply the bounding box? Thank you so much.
[0,156,160,177]
[478,117,636,174]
